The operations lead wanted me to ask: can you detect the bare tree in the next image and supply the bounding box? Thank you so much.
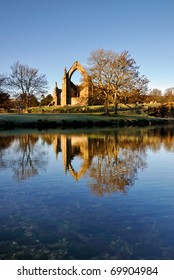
[87,49,149,114]
[7,62,49,111]
[87,49,113,114]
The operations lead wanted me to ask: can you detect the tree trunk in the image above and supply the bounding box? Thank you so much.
[25,93,29,113]
[104,96,109,115]
[114,102,118,115]
[113,92,118,115]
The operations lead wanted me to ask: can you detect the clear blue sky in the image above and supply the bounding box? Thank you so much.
[1,0,174,94]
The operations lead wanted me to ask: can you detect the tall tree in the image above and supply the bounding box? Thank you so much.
[0,74,7,93]
[87,49,113,114]
[0,74,12,110]
[87,49,149,114]
[7,62,48,111]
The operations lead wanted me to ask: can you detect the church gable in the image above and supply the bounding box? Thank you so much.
[53,61,91,106]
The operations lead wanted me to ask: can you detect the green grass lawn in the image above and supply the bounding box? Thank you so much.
[1,103,174,130]
[0,111,173,130]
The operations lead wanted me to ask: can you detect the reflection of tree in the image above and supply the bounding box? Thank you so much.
[149,126,174,152]
[13,135,48,181]
[88,133,147,196]
[87,126,174,196]
[0,136,16,168]
[0,134,48,181]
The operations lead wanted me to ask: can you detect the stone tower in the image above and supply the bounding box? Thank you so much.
[53,82,61,105]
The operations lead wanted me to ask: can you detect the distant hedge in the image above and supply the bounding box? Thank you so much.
[148,104,174,118]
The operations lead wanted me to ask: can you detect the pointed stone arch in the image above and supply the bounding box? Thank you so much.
[61,61,91,106]
[68,61,88,81]
[68,160,90,181]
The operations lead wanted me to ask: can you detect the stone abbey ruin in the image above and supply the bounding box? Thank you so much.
[52,61,92,106]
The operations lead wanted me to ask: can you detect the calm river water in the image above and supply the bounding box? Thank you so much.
[0,126,174,260]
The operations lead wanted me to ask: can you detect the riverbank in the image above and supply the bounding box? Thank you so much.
[0,113,173,130]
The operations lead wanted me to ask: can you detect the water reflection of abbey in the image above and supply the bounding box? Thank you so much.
[2,126,174,194]
[51,131,147,185]
[53,135,93,180]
